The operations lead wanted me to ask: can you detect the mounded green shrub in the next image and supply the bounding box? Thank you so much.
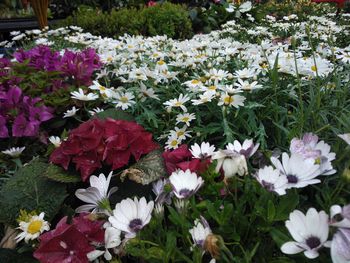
[58,3,193,39]
[140,2,193,39]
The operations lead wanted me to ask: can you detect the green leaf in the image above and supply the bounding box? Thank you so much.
[0,158,67,226]
[43,164,81,183]
[267,200,276,222]
[275,192,299,221]
[270,228,291,247]
[95,108,134,121]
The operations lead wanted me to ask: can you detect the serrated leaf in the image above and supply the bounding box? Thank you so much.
[95,108,134,121]
[0,158,67,226]
[44,164,81,183]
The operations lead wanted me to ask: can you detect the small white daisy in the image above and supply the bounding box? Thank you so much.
[15,212,50,243]
[70,88,99,101]
[163,94,191,112]
[165,135,182,150]
[176,113,196,126]
[1,147,25,158]
[169,126,192,141]
[63,106,79,118]
[48,136,62,148]
[88,107,104,116]
[217,92,246,108]
[113,92,136,110]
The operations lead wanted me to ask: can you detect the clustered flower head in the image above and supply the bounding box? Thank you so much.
[0,86,53,138]
[50,118,158,181]
[34,213,104,263]
[14,45,102,87]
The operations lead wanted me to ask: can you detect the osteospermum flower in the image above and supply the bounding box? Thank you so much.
[190,142,216,159]
[271,153,321,189]
[70,88,99,101]
[108,197,154,238]
[212,150,248,179]
[281,208,329,259]
[75,171,118,214]
[338,133,350,145]
[1,146,25,158]
[331,228,350,263]
[189,216,212,249]
[226,139,259,159]
[15,212,50,243]
[169,169,204,199]
[255,166,288,195]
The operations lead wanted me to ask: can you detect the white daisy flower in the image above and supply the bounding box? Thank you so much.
[271,153,321,189]
[281,208,329,259]
[169,169,204,199]
[234,79,263,91]
[139,82,159,101]
[190,142,216,159]
[88,107,104,116]
[108,197,154,238]
[1,147,25,158]
[165,135,182,150]
[163,94,191,112]
[113,91,136,110]
[169,126,191,141]
[234,68,256,79]
[176,113,196,126]
[89,81,115,99]
[75,171,118,215]
[48,136,62,148]
[63,106,79,118]
[217,92,246,108]
[15,212,50,243]
[255,166,288,196]
[191,92,215,105]
[70,88,99,101]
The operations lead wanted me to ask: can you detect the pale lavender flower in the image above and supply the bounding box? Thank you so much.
[331,228,350,263]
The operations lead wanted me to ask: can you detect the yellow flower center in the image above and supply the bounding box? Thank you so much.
[170,140,178,147]
[177,131,184,137]
[311,65,317,72]
[157,60,165,65]
[224,96,234,105]
[27,220,43,234]
[182,117,189,122]
[100,86,106,91]
[191,79,200,85]
[208,85,216,90]
[107,57,113,62]
[175,102,182,107]
[120,97,129,103]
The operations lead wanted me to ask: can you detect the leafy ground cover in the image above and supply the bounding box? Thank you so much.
[0,2,350,262]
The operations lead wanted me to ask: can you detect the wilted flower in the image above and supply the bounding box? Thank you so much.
[330,204,350,228]
[281,208,329,259]
[75,171,118,215]
[213,150,248,179]
[152,178,173,205]
[290,133,336,175]
[169,169,204,199]
[108,197,154,238]
[48,136,62,147]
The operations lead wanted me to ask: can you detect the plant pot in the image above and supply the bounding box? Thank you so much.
[29,0,49,29]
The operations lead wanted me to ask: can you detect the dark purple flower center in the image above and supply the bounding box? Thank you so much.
[287,174,298,184]
[179,188,192,198]
[262,180,274,192]
[129,218,143,232]
[306,236,321,249]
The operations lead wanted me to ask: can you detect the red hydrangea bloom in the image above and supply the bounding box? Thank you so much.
[33,214,101,263]
[162,144,211,175]
[50,118,158,181]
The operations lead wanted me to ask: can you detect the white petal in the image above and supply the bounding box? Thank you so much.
[281,241,304,254]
